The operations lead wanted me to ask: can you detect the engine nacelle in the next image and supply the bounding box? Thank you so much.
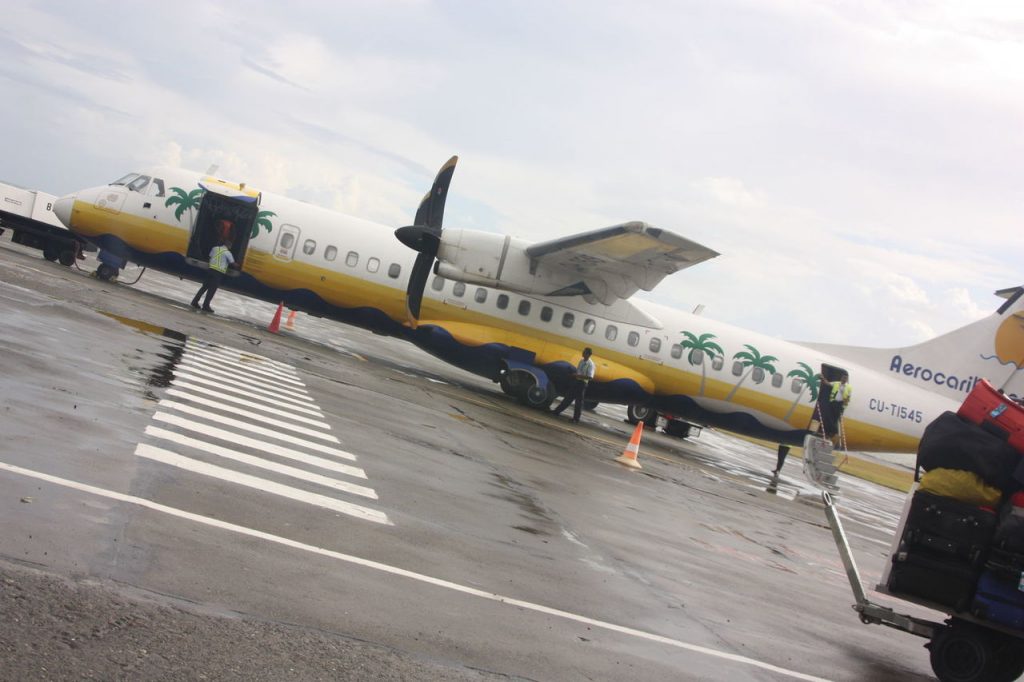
[435,229,577,296]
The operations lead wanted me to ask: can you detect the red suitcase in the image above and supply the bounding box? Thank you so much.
[957,379,1024,454]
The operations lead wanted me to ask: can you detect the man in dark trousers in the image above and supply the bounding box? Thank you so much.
[190,236,236,313]
[552,347,596,423]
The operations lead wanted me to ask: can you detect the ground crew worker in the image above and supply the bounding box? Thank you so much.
[551,348,596,424]
[820,372,852,441]
[190,238,236,313]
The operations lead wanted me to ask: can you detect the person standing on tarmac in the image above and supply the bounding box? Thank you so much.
[551,348,596,423]
[191,236,236,313]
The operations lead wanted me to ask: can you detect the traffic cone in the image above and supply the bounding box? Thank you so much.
[615,422,644,469]
[268,302,284,333]
[284,309,297,330]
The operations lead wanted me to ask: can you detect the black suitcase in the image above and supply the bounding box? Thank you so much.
[903,527,986,564]
[902,491,997,559]
[889,547,979,611]
[917,411,1020,491]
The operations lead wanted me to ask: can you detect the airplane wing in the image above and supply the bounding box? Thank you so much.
[524,221,719,304]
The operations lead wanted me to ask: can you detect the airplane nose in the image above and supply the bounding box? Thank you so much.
[53,194,75,227]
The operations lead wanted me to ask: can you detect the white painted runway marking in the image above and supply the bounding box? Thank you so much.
[173,368,321,413]
[165,388,334,436]
[156,403,348,455]
[152,413,362,471]
[171,378,325,422]
[177,356,313,402]
[133,444,389,523]
[186,340,299,375]
[185,344,306,386]
[145,427,375,498]
[0,462,829,682]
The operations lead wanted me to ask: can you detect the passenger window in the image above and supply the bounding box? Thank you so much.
[687,349,701,364]
[280,233,295,250]
[792,378,805,394]
[752,367,765,383]
[712,356,724,371]
[431,276,445,291]
[583,319,596,335]
[497,294,509,309]
[127,175,151,192]
[303,239,316,256]
[367,257,380,273]
[540,306,553,322]
[627,331,640,347]
[325,245,338,261]
[452,282,466,297]
[605,325,618,341]
[732,361,744,377]
[475,288,487,303]
[388,263,401,278]
[346,251,359,267]
[518,300,531,316]
[562,312,575,328]
[649,338,661,353]
[772,373,784,388]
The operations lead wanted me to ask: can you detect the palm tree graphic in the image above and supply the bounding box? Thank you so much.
[165,187,205,224]
[725,344,778,402]
[250,210,277,239]
[783,362,820,420]
[680,331,724,396]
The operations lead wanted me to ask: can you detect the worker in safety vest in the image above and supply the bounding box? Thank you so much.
[551,348,596,424]
[190,236,236,313]
[820,372,852,440]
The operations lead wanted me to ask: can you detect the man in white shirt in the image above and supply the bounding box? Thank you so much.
[552,347,596,424]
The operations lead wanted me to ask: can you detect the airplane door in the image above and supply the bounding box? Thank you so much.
[273,224,300,262]
[186,190,258,275]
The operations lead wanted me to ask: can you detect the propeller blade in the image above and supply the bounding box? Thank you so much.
[396,156,459,327]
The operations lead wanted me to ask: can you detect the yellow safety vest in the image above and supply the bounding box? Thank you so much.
[209,246,232,274]
[830,382,851,403]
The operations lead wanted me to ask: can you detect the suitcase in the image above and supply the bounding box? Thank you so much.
[972,570,1024,629]
[995,492,1024,553]
[902,491,997,558]
[888,548,979,611]
[957,379,1024,454]
[917,411,1020,492]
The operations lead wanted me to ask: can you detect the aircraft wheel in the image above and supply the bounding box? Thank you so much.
[96,263,117,281]
[43,244,60,261]
[928,620,1001,682]
[520,382,555,410]
[664,419,692,438]
[583,400,599,411]
[626,403,657,426]
[58,249,76,267]
[499,372,516,396]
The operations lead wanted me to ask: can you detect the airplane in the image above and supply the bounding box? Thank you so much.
[51,157,1024,464]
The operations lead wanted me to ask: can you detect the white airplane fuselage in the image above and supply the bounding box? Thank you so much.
[53,165,1024,454]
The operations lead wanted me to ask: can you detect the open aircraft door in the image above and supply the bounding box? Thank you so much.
[185,179,261,276]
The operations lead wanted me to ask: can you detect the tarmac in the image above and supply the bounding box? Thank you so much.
[0,239,943,680]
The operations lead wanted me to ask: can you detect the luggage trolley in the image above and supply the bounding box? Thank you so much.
[823,381,1024,682]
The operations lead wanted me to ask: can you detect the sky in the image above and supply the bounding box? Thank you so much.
[1,0,1021,347]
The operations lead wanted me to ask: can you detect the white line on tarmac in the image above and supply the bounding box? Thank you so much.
[152,413,363,473]
[133,444,389,524]
[145,427,376,498]
[171,377,324,420]
[0,462,829,682]
[186,340,299,375]
[178,357,313,402]
[156,403,348,456]
[172,368,321,413]
[166,388,334,435]
[185,344,305,385]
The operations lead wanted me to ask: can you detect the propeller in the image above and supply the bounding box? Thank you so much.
[395,156,458,326]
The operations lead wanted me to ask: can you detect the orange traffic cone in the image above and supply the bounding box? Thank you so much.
[268,302,284,333]
[615,422,644,469]
[284,309,297,330]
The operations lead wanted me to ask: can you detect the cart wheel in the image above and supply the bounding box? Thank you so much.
[928,621,1001,682]
[992,638,1024,682]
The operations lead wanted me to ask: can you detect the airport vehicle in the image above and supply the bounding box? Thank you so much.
[51,158,1024,456]
[0,180,85,266]
[826,384,1024,682]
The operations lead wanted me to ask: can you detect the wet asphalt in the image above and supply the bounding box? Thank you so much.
[0,239,940,681]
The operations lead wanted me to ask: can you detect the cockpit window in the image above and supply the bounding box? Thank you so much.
[126,175,151,192]
[145,178,166,197]
[111,173,140,186]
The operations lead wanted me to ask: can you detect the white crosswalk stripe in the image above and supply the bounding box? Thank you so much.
[133,339,390,526]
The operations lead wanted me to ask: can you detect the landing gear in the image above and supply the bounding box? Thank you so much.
[96,263,119,281]
[626,403,658,427]
[42,243,59,262]
[498,368,555,410]
[664,419,692,438]
[927,619,1023,682]
[58,249,76,267]
[521,382,555,410]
